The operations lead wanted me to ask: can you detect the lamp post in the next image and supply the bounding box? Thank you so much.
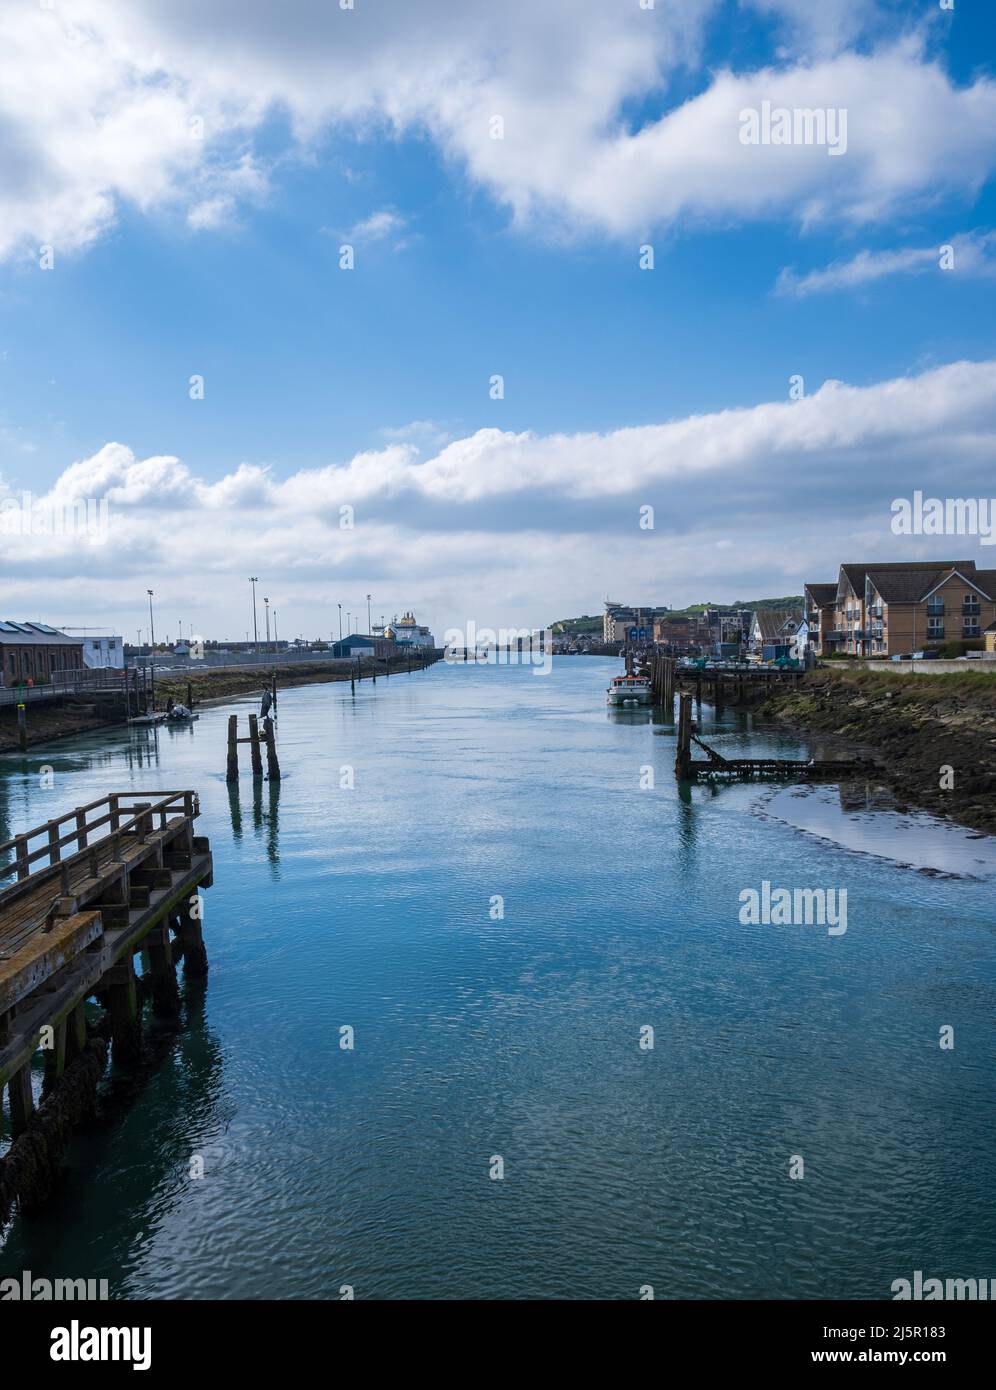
[264,597,271,652]
[273,610,278,649]
[249,577,259,653]
[366,594,372,636]
[147,589,156,711]
[338,603,342,641]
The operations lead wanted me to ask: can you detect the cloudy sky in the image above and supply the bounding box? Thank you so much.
[2,0,996,642]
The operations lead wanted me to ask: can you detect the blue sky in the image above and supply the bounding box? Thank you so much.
[2,0,996,641]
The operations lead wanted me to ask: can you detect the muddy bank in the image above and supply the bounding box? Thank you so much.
[0,654,440,753]
[755,668,996,835]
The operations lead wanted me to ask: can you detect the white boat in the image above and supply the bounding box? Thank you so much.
[607,673,652,706]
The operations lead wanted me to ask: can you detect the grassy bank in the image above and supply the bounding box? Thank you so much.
[756,668,996,834]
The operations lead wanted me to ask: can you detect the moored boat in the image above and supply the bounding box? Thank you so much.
[607,673,652,705]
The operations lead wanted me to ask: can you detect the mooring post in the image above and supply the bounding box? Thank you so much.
[106,951,142,1066]
[147,921,181,1016]
[263,715,281,781]
[248,713,264,777]
[17,701,27,752]
[271,671,277,709]
[187,679,194,711]
[226,714,239,783]
[675,692,693,780]
[177,897,208,976]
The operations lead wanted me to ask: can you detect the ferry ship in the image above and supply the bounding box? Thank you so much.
[382,610,435,649]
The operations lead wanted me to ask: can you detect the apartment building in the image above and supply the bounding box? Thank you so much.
[807,561,996,657]
[603,600,670,643]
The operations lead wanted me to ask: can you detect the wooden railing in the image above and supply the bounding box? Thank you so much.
[0,791,199,902]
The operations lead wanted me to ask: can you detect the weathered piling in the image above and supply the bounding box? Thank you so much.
[248,713,264,777]
[226,714,239,783]
[262,715,281,781]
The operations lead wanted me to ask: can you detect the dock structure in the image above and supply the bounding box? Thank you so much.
[649,653,676,707]
[226,712,280,782]
[674,692,875,782]
[675,661,805,704]
[0,791,212,1219]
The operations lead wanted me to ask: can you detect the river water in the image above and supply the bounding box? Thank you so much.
[1,656,994,1299]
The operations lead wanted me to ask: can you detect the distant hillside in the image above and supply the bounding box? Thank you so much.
[549,615,603,635]
[551,598,803,631]
[673,595,804,615]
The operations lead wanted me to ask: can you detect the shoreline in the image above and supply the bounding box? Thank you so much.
[0,653,440,754]
[754,668,996,837]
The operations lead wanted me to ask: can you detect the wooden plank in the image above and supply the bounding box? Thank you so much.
[0,911,104,1014]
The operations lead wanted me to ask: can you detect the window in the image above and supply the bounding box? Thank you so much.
[964,621,981,636]
[927,597,944,615]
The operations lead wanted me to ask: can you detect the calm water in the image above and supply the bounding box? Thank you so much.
[1,657,994,1299]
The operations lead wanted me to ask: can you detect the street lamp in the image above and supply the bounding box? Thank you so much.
[249,577,259,653]
[264,597,271,652]
[338,603,342,640]
[366,593,372,635]
[147,589,156,711]
[273,609,278,648]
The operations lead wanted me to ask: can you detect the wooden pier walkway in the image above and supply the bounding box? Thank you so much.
[0,791,212,1217]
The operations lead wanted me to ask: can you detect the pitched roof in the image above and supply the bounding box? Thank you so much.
[866,569,947,604]
[753,608,802,641]
[838,560,976,598]
[0,622,82,647]
[804,583,837,606]
[972,570,996,600]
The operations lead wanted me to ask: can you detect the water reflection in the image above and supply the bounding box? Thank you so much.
[227,777,281,875]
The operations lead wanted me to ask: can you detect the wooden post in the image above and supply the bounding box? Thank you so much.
[226,714,239,783]
[187,679,194,710]
[8,1062,34,1138]
[263,715,281,781]
[106,952,142,1066]
[675,692,693,780]
[271,672,277,709]
[147,921,180,1016]
[41,1019,68,1099]
[248,714,264,777]
[66,1001,88,1063]
[177,898,208,977]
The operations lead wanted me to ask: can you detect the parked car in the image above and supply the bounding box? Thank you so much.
[911,650,942,660]
[890,652,912,662]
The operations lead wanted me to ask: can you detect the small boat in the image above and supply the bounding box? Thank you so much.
[607,673,652,706]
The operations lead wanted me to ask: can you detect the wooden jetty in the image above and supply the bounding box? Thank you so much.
[0,791,212,1218]
[674,692,875,782]
[675,660,805,704]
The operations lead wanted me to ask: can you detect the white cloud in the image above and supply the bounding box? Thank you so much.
[5,359,996,635]
[1,3,994,257]
[777,229,996,296]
